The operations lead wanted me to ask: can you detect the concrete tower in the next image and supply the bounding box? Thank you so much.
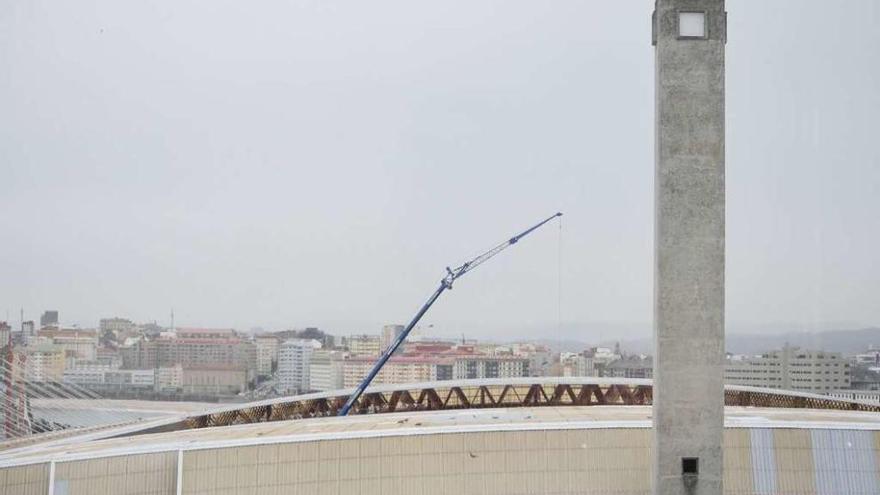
[652,1,726,494]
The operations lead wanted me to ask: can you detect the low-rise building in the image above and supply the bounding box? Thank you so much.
[119,328,256,372]
[38,328,98,362]
[63,367,156,394]
[853,349,880,366]
[561,352,597,377]
[451,356,530,380]
[849,365,880,391]
[342,353,530,388]
[94,347,123,368]
[603,356,653,379]
[345,334,382,356]
[509,343,552,377]
[24,344,65,382]
[725,345,850,393]
[104,369,155,389]
[156,365,184,392]
[182,366,247,395]
[343,356,439,388]
[62,359,118,385]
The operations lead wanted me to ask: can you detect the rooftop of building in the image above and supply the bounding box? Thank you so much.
[604,355,652,369]
[182,365,248,372]
[175,328,236,335]
[21,343,63,354]
[36,328,97,338]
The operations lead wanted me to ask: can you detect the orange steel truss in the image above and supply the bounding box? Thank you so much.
[182,382,880,430]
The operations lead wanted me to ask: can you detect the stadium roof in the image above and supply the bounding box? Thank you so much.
[4,404,880,469]
[3,377,880,463]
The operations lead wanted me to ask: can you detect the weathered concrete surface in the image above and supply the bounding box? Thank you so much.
[653,1,726,495]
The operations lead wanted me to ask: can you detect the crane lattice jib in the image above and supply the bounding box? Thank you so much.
[338,212,563,416]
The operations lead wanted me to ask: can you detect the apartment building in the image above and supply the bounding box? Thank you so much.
[309,350,346,392]
[603,356,653,379]
[345,334,382,356]
[450,356,530,380]
[37,328,98,362]
[120,328,256,372]
[277,339,320,393]
[342,356,439,388]
[254,335,280,377]
[181,366,246,395]
[23,344,65,382]
[725,345,850,393]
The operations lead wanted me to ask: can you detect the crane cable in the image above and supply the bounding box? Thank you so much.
[557,213,563,337]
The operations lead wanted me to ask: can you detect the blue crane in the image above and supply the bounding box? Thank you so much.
[338,212,563,416]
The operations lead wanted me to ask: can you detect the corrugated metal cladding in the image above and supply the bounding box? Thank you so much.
[180,429,652,495]
[749,428,776,494]
[52,451,177,495]
[5,428,880,494]
[0,462,49,495]
[811,430,879,495]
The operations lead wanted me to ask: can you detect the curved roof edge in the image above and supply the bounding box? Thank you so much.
[4,378,878,456]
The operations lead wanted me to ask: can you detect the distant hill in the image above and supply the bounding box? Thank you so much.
[536,327,880,356]
[724,327,880,355]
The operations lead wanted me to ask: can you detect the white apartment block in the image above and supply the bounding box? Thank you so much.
[725,346,850,393]
[277,339,320,393]
[254,336,280,377]
[309,350,346,391]
[853,349,880,366]
[105,369,155,387]
[62,361,115,385]
[22,321,36,345]
[450,357,529,380]
[63,367,105,385]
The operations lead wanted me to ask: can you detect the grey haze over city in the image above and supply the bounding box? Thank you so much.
[2,0,878,342]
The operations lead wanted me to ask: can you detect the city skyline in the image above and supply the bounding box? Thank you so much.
[1,306,876,343]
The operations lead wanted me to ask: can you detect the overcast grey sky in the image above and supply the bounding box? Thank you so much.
[2,1,878,340]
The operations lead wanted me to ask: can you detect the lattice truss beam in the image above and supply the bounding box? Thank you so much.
[184,383,880,430]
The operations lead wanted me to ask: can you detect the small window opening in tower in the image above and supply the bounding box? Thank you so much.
[679,12,706,38]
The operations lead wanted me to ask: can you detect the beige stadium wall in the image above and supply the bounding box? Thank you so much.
[53,451,177,495]
[181,429,652,495]
[4,427,880,494]
[0,463,49,495]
